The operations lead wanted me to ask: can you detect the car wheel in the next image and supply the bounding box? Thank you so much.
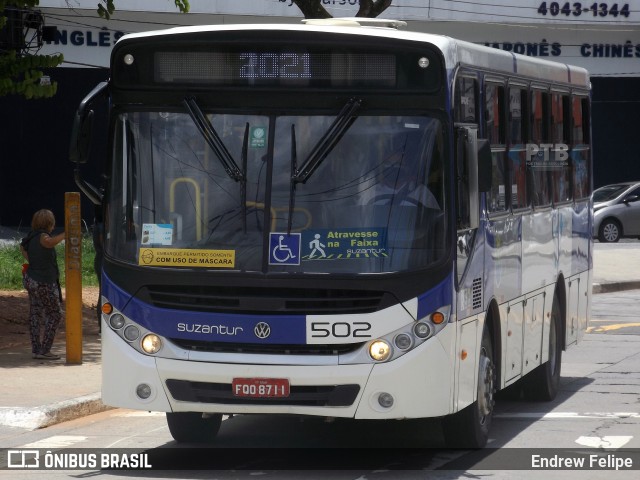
[598,219,621,243]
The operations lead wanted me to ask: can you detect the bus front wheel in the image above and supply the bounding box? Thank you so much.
[442,326,495,448]
[166,412,222,443]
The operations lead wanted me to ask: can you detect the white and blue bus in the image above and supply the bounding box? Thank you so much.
[71,19,592,447]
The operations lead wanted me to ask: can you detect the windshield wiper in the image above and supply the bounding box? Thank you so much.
[288,123,298,234]
[241,122,249,233]
[286,98,361,233]
[183,97,244,182]
[292,97,362,184]
[287,98,361,234]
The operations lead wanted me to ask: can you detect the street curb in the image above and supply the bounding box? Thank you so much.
[0,393,113,430]
[593,281,640,294]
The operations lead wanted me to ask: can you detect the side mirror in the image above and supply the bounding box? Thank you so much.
[69,81,108,164]
[69,109,94,164]
[623,194,640,204]
[69,81,108,205]
[477,139,492,193]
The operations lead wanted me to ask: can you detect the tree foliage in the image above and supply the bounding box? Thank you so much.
[0,1,190,99]
[0,49,62,98]
[291,0,392,19]
[97,0,189,20]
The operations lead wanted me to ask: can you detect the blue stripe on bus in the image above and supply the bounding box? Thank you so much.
[101,273,453,344]
[101,275,307,344]
[416,273,453,319]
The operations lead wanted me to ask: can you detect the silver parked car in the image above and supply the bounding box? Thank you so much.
[593,181,640,242]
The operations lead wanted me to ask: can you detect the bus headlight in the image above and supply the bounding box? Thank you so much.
[394,333,413,350]
[341,306,451,365]
[109,313,125,330]
[141,334,162,354]
[413,321,432,339]
[369,340,392,362]
[123,325,140,342]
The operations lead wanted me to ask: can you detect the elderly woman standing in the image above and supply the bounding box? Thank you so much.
[20,209,65,360]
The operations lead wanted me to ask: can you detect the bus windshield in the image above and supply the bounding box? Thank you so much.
[106,110,447,274]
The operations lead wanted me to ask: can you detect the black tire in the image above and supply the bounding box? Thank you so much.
[442,326,495,448]
[522,294,562,401]
[166,412,222,444]
[598,219,621,243]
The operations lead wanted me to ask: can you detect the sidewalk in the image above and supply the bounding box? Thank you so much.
[0,336,108,429]
[0,242,638,431]
[592,243,640,293]
[0,225,110,430]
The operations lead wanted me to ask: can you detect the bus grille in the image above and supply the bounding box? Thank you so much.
[168,339,362,356]
[141,285,387,314]
[165,379,360,407]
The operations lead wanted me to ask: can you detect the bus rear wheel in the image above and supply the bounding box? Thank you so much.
[442,326,495,448]
[166,412,222,443]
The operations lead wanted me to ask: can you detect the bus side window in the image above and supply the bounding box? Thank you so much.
[455,76,478,123]
[485,83,507,213]
[529,89,551,207]
[454,75,479,230]
[571,96,591,200]
[551,93,571,204]
[508,86,528,210]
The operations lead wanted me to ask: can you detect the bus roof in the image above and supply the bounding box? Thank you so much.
[117,21,590,89]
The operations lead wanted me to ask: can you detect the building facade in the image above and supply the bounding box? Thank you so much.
[1,0,638,225]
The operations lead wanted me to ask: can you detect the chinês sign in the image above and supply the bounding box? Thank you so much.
[486,40,640,59]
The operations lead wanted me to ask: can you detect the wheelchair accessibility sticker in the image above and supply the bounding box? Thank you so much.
[269,233,301,265]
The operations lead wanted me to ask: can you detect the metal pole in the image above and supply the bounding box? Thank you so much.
[65,192,83,364]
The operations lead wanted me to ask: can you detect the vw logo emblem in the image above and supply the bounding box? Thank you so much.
[254,322,271,339]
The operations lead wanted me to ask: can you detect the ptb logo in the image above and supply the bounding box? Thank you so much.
[525,143,569,162]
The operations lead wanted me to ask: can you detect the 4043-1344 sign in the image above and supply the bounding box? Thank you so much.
[537,2,630,18]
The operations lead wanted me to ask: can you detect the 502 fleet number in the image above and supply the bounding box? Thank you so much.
[310,321,372,338]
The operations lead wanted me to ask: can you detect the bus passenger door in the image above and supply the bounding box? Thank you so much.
[455,126,480,289]
[455,126,492,301]
[454,126,495,404]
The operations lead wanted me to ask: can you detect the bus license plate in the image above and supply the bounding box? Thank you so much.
[232,378,290,398]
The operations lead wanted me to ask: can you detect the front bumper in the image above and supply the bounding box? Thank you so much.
[101,323,454,419]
